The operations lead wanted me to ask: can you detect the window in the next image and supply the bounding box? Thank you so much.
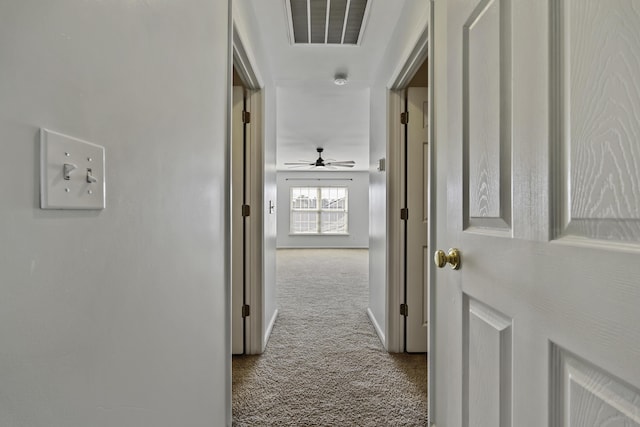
[290,187,348,234]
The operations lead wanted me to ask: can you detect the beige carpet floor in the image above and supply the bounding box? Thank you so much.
[232,249,427,426]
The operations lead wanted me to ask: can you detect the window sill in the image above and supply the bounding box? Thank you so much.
[289,233,350,236]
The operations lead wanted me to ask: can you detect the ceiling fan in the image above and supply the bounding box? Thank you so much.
[285,148,355,169]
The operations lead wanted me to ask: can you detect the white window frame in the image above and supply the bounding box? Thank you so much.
[290,186,349,235]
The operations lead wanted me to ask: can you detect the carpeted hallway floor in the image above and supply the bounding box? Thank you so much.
[232,249,427,426]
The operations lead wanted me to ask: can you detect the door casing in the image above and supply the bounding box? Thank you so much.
[385,22,430,355]
[231,24,267,355]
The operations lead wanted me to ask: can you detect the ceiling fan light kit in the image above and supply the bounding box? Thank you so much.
[285,147,356,169]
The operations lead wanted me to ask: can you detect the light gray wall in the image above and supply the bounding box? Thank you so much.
[234,0,278,350]
[276,87,370,171]
[263,88,279,341]
[0,1,230,425]
[369,85,388,344]
[368,0,430,348]
[277,171,369,248]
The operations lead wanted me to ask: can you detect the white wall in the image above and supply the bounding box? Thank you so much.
[277,171,369,248]
[262,87,279,344]
[276,87,370,171]
[368,0,429,349]
[233,0,278,351]
[0,1,230,425]
[368,86,389,345]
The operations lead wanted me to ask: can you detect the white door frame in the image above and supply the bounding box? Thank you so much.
[231,23,265,355]
[386,88,404,353]
[386,25,429,354]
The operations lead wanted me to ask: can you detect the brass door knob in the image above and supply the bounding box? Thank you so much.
[434,248,461,270]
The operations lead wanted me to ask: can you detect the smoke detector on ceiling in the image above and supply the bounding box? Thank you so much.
[334,73,348,85]
[286,0,371,45]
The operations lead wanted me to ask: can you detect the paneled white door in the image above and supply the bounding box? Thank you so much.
[432,0,640,425]
[406,87,429,353]
[232,86,247,355]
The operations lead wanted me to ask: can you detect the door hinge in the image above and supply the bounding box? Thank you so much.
[400,111,409,124]
[242,304,250,318]
[241,204,251,217]
[242,110,251,124]
[400,303,408,316]
[400,208,409,220]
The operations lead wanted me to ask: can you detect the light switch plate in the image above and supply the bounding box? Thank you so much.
[40,128,105,209]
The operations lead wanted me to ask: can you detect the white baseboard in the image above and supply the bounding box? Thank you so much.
[262,308,279,352]
[367,308,386,349]
[276,246,369,249]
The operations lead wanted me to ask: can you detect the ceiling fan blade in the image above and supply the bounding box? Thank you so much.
[286,150,355,168]
[287,164,311,169]
[327,163,355,168]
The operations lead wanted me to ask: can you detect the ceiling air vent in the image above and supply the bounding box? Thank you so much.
[286,0,371,45]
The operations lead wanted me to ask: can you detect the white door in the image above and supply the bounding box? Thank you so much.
[232,84,263,355]
[432,0,640,425]
[405,87,429,353]
[232,86,247,355]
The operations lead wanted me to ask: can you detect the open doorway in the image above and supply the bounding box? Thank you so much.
[401,58,430,354]
[230,24,277,357]
[231,67,253,355]
[230,0,430,423]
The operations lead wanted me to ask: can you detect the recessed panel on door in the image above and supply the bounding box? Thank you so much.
[553,0,640,244]
[464,296,512,427]
[463,0,512,233]
[550,344,640,426]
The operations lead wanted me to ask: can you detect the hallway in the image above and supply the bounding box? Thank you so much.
[232,249,427,426]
